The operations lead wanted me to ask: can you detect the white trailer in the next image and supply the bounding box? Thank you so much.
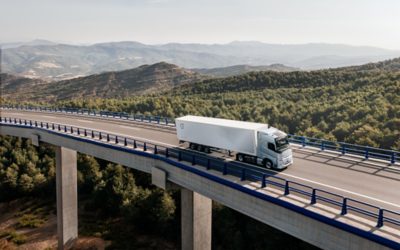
[176,115,293,169]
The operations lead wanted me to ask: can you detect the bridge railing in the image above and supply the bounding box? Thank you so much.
[1,105,176,127]
[288,134,398,164]
[1,116,399,232]
[2,105,398,164]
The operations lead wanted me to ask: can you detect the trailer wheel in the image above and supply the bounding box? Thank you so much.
[237,154,244,162]
[204,147,211,154]
[190,143,197,150]
[264,159,273,169]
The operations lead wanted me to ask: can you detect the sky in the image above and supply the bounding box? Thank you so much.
[1,0,400,50]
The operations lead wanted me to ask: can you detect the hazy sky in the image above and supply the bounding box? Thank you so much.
[1,0,400,49]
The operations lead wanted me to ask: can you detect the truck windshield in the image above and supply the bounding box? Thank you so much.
[275,137,289,152]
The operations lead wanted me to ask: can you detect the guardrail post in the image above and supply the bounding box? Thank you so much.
[377,209,384,228]
[178,151,182,161]
[154,145,158,154]
[133,140,137,148]
[99,133,102,140]
[240,169,246,181]
[391,152,396,164]
[143,142,147,151]
[84,129,87,137]
[365,147,369,159]
[223,163,227,175]
[192,155,196,165]
[71,127,74,134]
[77,128,80,135]
[58,125,61,131]
[341,144,346,154]
[165,148,169,158]
[261,174,266,188]
[321,141,325,151]
[206,159,210,170]
[46,123,49,129]
[165,118,168,125]
[106,134,110,142]
[52,124,55,130]
[302,137,306,147]
[115,136,119,144]
[341,198,347,215]
[91,131,95,138]
[29,120,32,126]
[40,122,43,127]
[311,189,316,204]
[284,181,290,195]
[64,126,67,133]
[124,138,128,146]
[149,116,152,123]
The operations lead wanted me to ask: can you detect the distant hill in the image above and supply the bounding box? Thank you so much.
[1,62,205,101]
[0,73,48,96]
[192,64,299,77]
[2,41,400,80]
[173,57,400,95]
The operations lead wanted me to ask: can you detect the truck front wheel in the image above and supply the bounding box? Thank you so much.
[237,154,244,162]
[264,159,273,169]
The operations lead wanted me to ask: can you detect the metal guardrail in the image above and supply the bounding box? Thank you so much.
[1,116,399,234]
[288,134,399,164]
[1,106,175,127]
[1,106,399,164]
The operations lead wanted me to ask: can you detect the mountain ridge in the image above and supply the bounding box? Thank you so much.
[3,40,400,80]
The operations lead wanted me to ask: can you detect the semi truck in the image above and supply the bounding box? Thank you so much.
[175,115,293,170]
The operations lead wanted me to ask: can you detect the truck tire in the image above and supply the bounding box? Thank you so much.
[264,159,273,169]
[190,143,197,150]
[237,154,244,162]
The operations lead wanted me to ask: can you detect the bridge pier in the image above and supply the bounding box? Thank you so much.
[56,147,78,250]
[181,188,212,250]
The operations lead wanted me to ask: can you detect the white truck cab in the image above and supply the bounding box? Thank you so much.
[255,127,293,169]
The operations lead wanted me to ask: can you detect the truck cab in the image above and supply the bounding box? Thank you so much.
[257,127,293,169]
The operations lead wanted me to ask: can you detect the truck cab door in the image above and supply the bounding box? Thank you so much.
[257,133,277,165]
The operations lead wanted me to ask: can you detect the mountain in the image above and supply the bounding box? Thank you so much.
[2,41,400,80]
[192,64,299,77]
[1,62,205,101]
[0,39,57,49]
[0,73,48,96]
[172,57,400,95]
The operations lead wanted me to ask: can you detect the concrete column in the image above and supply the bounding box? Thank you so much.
[181,188,212,250]
[56,147,78,250]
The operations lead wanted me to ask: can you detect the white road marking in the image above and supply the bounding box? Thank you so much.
[77,119,93,123]
[278,172,400,209]
[119,125,140,131]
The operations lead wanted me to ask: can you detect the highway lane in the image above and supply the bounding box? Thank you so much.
[2,110,400,212]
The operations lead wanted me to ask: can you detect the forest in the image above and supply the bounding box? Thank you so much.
[0,58,399,249]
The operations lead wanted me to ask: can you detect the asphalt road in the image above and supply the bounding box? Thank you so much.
[2,110,400,212]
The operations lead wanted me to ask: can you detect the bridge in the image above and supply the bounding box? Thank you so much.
[0,107,399,250]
